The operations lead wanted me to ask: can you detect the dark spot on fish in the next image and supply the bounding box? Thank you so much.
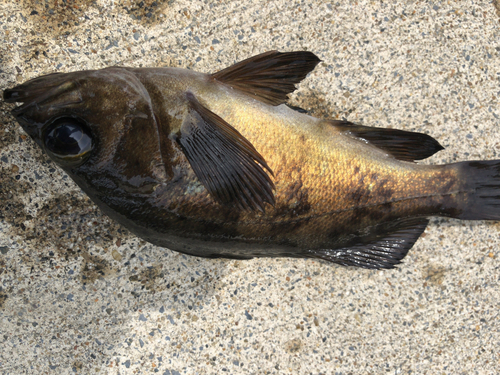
[195,217,240,239]
[440,177,456,193]
[299,134,306,143]
[277,236,298,248]
[346,189,363,205]
[293,199,311,216]
[375,178,394,200]
[346,180,369,204]
[327,226,346,242]
[436,194,462,218]
[273,176,311,218]
[353,166,360,175]
[367,203,393,221]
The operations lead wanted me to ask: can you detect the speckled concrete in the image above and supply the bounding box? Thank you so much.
[1,1,500,374]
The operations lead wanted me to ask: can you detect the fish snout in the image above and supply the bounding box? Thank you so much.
[3,72,95,166]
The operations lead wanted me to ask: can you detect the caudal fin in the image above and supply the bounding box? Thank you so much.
[456,161,500,220]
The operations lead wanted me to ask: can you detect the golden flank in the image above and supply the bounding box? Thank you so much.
[4,51,500,269]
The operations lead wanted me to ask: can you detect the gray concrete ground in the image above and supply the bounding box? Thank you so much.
[1,0,500,374]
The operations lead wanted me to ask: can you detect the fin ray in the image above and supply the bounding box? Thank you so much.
[211,51,321,105]
[308,217,429,269]
[330,120,444,162]
[455,161,500,220]
[176,92,275,211]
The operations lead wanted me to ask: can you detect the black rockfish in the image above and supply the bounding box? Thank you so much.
[4,51,500,269]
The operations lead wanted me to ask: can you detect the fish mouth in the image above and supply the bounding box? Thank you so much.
[3,71,84,117]
[3,71,88,146]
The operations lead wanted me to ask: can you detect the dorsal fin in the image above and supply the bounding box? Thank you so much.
[211,51,321,106]
[330,120,444,162]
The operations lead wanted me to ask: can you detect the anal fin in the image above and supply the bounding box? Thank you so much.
[308,217,429,269]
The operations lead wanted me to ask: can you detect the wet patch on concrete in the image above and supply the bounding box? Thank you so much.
[121,0,174,25]
[0,168,35,230]
[290,90,335,120]
[2,172,116,249]
[0,292,7,309]
[423,264,447,286]
[494,0,500,19]
[80,251,115,283]
[17,0,96,38]
[0,103,19,150]
[128,264,165,291]
[284,338,302,353]
[0,161,130,283]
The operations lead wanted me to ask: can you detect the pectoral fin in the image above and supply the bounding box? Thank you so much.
[211,51,321,105]
[331,120,444,161]
[175,92,275,212]
[309,217,429,269]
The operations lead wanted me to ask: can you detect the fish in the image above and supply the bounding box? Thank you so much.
[3,50,500,269]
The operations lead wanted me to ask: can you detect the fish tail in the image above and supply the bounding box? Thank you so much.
[455,160,500,220]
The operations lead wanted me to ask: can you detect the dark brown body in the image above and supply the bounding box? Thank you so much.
[5,51,500,268]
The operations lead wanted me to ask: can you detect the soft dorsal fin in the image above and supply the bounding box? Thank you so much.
[211,51,321,106]
[308,217,429,269]
[330,120,444,162]
[174,92,275,212]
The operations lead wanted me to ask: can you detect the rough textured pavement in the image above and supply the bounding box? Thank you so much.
[1,1,499,374]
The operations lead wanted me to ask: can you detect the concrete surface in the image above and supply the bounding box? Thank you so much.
[1,0,500,374]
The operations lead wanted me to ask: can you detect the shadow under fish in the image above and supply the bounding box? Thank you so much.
[4,51,500,269]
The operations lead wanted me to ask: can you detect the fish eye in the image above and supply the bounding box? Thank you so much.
[43,118,93,166]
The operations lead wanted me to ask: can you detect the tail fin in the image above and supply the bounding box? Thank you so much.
[456,161,500,220]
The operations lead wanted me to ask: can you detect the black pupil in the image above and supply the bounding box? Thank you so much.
[45,119,92,157]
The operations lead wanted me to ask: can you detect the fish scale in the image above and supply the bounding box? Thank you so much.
[202,90,456,218]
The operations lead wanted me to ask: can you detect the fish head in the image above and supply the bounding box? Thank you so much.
[3,68,166,198]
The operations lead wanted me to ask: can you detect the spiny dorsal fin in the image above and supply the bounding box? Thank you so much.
[211,51,321,106]
[308,217,429,269]
[175,92,275,212]
[330,120,444,162]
